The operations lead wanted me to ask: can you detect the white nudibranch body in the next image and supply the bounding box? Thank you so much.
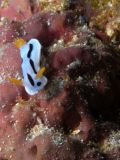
[20,39,47,95]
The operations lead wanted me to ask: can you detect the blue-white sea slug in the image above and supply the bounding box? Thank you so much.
[9,38,48,95]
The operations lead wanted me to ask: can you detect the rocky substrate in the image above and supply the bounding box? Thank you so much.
[0,0,120,160]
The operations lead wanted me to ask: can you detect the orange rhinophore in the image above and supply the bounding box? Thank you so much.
[14,38,26,49]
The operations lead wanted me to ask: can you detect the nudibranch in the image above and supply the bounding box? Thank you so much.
[10,38,48,95]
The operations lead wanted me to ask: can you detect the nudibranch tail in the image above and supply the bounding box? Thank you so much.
[14,38,26,49]
[35,67,46,79]
[7,78,23,86]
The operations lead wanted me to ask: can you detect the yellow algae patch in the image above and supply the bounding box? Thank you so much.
[1,0,9,8]
[100,130,120,152]
[37,0,67,12]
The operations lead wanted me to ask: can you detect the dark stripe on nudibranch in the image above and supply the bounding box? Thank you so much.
[37,82,41,86]
[29,59,37,74]
[27,44,33,58]
[27,73,35,86]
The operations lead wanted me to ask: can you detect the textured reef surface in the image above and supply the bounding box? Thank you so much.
[0,0,120,160]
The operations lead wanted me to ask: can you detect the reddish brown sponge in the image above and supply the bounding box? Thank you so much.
[0,0,32,21]
[22,11,77,46]
[50,47,92,71]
